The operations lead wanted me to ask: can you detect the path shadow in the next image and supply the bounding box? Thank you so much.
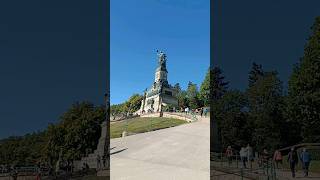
[110,148,128,155]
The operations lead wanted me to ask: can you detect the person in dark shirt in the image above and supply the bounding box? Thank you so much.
[288,147,299,178]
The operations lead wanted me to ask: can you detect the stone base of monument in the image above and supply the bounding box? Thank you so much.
[73,121,107,171]
[97,169,110,177]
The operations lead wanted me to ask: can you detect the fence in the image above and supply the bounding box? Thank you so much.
[211,152,279,180]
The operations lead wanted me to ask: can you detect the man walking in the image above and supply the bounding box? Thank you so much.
[225,146,233,166]
[240,147,247,168]
[246,144,254,169]
[288,147,299,178]
[300,148,311,177]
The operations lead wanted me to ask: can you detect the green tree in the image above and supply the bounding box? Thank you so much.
[125,94,143,114]
[211,67,229,101]
[247,70,284,151]
[187,81,200,109]
[46,102,105,162]
[211,67,229,152]
[214,90,249,150]
[248,62,264,87]
[199,69,210,106]
[287,17,320,142]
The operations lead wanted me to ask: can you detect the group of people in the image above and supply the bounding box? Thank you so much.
[287,147,312,178]
[225,145,312,178]
[225,144,254,168]
[182,107,209,117]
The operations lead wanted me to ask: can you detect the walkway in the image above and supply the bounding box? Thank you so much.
[110,117,210,180]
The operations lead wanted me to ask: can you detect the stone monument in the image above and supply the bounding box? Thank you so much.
[140,51,178,114]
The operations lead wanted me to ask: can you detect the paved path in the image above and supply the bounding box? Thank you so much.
[110,117,210,180]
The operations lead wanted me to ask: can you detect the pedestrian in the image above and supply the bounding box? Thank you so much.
[246,144,254,169]
[200,108,203,117]
[185,107,189,114]
[225,146,233,166]
[273,149,283,169]
[204,108,208,117]
[240,147,247,168]
[261,148,270,171]
[300,148,311,177]
[288,147,299,178]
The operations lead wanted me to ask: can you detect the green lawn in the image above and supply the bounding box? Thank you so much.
[110,117,187,138]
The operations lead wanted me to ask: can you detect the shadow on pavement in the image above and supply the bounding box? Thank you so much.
[110,148,128,155]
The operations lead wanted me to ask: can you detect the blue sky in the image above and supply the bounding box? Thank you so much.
[0,0,107,138]
[110,0,210,104]
[213,0,320,91]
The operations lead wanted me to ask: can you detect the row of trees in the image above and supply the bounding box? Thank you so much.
[110,94,143,118]
[173,69,210,110]
[213,17,320,152]
[0,102,106,166]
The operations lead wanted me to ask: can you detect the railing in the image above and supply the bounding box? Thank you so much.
[211,152,278,180]
[0,166,50,177]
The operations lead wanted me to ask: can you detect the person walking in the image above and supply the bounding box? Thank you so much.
[200,108,203,117]
[246,144,254,169]
[225,146,233,166]
[273,149,283,169]
[288,147,299,178]
[240,147,247,168]
[204,108,208,117]
[261,148,270,173]
[300,148,311,177]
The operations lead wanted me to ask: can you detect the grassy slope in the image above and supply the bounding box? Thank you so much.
[110,117,187,138]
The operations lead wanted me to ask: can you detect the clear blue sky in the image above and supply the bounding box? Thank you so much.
[213,0,320,91]
[0,0,107,138]
[110,0,210,105]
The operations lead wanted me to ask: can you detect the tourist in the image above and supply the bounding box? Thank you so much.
[204,108,208,117]
[287,147,299,178]
[200,108,203,117]
[246,144,254,169]
[261,148,270,172]
[185,107,189,114]
[300,148,311,177]
[225,146,233,166]
[273,149,283,169]
[240,147,247,168]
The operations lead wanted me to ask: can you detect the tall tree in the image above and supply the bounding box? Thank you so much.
[287,17,320,142]
[186,81,200,109]
[211,67,229,101]
[248,62,264,87]
[199,69,210,106]
[125,94,143,114]
[214,90,249,150]
[247,70,284,151]
[211,67,229,152]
